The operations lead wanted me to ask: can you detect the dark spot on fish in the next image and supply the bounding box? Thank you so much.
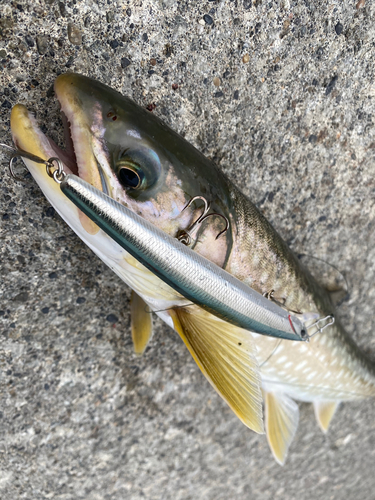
[106,314,118,323]
[107,111,118,121]
[238,342,242,346]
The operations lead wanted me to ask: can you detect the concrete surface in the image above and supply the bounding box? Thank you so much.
[1,0,375,499]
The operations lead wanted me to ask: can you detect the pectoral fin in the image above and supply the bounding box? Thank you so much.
[313,400,339,433]
[170,306,264,434]
[131,291,153,355]
[265,392,299,465]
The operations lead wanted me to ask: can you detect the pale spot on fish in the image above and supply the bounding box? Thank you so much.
[277,356,287,364]
[296,360,307,370]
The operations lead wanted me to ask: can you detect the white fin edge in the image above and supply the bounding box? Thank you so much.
[313,400,339,433]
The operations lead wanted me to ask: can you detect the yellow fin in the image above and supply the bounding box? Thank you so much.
[313,400,339,433]
[265,392,299,465]
[131,291,153,355]
[170,306,264,434]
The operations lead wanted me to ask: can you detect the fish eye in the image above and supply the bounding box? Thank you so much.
[114,146,161,192]
[118,166,143,189]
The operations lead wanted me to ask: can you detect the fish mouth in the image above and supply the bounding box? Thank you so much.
[10,73,111,235]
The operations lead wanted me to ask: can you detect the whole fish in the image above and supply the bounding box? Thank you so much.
[10,73,375,465]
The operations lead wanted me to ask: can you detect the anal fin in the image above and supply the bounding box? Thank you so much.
[131,291,153,355]
[313,400,339,433]
[265,392,299,465]
[170,306,264,434]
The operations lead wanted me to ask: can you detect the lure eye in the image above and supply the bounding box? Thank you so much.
[118,167,142,189]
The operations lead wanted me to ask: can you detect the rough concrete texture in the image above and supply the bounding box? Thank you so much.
[1,0,375,498]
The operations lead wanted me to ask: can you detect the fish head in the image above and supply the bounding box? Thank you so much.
[54,73,232,261]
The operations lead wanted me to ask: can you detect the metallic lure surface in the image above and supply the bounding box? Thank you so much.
[10,73,375,464]
[60,173,306,341]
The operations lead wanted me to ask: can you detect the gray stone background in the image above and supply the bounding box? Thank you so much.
[1,0,375,498]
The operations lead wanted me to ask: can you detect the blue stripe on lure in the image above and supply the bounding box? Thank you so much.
[60,173,307,342]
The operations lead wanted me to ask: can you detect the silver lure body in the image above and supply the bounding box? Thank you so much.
[60,174,306,342]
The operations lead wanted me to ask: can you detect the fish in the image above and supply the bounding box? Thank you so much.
[10,73,375,465]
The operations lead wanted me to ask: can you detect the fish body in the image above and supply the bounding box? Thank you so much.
[10,74,375,464]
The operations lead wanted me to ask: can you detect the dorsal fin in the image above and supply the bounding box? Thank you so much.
[131,291,153,355]
[264,392,299,465]
[313,400,339,433]
[170,306,264,434]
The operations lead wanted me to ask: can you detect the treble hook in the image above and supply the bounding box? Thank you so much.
[1,144,65,183]
[177,195,229,246]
